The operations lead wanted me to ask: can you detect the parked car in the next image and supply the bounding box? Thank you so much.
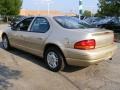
[72,16,95,28]
[2,16,117,72]
[10,16,26,27]
[84,17,102,27]
[97,17,120,32]
[79,20,96,28]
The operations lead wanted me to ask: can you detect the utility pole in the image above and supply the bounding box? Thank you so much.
[79,0,83,20]
[45,0,52,16]
[47,2,50,16]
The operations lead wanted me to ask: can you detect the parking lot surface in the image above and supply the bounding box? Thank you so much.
[0,24,120,90]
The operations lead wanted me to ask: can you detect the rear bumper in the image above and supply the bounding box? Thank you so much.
[66,54,113,66]
[64,44,117,66]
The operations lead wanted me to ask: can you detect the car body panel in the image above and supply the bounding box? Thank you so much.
[2,16,117,66]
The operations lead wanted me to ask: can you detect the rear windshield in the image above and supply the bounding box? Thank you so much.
[53,16,94,29]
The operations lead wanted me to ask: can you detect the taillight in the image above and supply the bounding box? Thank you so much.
[74,39,96,50]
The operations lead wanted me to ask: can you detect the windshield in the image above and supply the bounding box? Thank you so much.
[53,16,94,29]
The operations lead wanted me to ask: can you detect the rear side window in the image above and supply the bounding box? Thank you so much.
[53,16,94,29]
[30,17,50,33]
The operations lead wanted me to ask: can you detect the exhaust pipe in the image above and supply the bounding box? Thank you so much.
[109,58,112,60]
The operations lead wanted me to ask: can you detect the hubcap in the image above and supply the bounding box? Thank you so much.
[47,52,59,69]
[3,37,8,49]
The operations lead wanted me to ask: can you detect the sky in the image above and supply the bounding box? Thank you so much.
[22,0,99,14]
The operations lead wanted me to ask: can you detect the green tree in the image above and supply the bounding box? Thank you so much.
[97,0,120,16]
[0,0,22,16]
[82,10,92,17]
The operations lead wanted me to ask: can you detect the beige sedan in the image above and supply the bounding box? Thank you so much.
[2,16,117,72]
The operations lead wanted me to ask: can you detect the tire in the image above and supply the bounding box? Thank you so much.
[2,35,11,50]
[44,47,65,72]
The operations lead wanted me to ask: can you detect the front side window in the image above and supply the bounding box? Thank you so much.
[16,17,34,31]
[30,17,50,33]
[53,16,94,29]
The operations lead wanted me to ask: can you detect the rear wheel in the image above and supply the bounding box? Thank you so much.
[2,35,11,50]
[44,47,65,72]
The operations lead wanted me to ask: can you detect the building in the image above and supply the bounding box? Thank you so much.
[20,9,76,16]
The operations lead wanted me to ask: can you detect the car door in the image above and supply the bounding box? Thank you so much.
[19,17,51,56]
[9,17,34,50]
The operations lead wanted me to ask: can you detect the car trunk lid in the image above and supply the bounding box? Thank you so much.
[88,28,114,48]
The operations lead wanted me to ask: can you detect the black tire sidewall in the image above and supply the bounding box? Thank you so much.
[44,47,64,72]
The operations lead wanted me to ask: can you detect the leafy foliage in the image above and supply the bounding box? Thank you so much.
[0,0,22,15]
[82,10,92,17]
[97,0,120,16]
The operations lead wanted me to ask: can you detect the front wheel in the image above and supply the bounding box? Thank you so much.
[2,35,11,50]
[44,47,65,72]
